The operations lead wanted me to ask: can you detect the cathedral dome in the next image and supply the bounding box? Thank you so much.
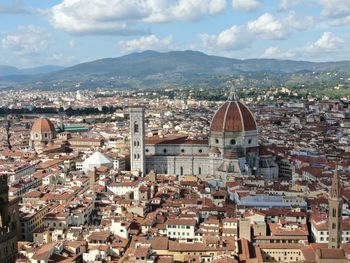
[210,97,257,133]
[31,118,55,133]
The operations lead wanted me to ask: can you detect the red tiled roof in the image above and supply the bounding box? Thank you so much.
[31,118,55,133]
[210,100,257,132]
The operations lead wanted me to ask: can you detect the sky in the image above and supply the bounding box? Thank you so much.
[0,0,350,68]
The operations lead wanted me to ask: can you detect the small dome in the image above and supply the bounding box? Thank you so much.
[31,118,55,133]
[210,100,257,133]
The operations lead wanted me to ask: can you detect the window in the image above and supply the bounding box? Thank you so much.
[145,149,149,153]
[332,223,336,229]
[248,139,252,144]
[198,167,201,175]
[215,139,219,143]
[230,139,236,145]
[181,149,185,153]
[333,208,336,217]
[163,149,167,153]
[180,167,184,175]
[199,149,203,153]
[134,122,139,133]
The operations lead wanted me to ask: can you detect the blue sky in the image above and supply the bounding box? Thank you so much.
[1,0,350,67]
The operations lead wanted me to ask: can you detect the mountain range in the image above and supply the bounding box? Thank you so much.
[0,65,65,77]
[1,50,350,90]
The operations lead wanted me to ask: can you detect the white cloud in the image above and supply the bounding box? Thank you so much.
[198,12,303,53]
[199,25,254,51]
[0,0,29,14]
[285,11,314,31]
[319,0,350,18]
[48,0,227,35]
[247,13,287,39]
[232,0,261,12]
[318,0,350,26]
[2,25,51,55]
[69,39,75,48]
[262,46,294,59]
[302,32,345,53]
[262,47,282,58]
[278,0,304,11]
[119,34,174,53]
[262,32,346,60]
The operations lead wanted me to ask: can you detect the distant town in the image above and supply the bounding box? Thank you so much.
[0,86,349,263]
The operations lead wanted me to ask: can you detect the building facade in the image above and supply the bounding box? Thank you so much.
[130,94,278,180]
[0,175,19,263]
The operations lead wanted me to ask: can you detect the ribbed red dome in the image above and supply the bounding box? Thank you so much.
[31,118,55,133]
[210,101,257,132]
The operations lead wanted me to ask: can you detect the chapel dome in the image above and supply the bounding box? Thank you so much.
[31,118,55,133]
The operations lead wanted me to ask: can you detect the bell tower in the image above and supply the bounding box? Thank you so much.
[328,169,343,248]
[130,107,146,175]
[0,175,9,227]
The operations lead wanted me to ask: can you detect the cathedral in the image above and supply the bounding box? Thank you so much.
[130,93,278,180]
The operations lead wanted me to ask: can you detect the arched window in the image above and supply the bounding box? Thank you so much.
[137,141,140,146]
[180,166,183,175]
[137,154,140,159]
[134,122,139,133]
[134,141,137,146]
[333,208,337,217]
[198,167,201,175]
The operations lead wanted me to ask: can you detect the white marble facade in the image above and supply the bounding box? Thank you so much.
[130,96,278,180]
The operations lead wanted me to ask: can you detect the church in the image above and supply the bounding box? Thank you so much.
[130,92,278,180]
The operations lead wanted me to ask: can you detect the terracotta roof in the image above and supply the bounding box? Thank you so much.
[31,118,55,133]
[210,100,257,133]
[145,135,208,145]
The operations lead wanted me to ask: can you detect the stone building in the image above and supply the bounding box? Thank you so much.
[130,92,278,180]
[0,175,19,263]
[29,117,56,152]
[328,170,342,248]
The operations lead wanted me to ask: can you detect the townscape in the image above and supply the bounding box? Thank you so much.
[0,88,349,262]
[2,1,350,262]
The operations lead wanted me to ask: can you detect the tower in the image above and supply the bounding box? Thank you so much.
[328,169,342,248]
[0,175,19,262]
[130,107,146,174]
[0,175,9,228]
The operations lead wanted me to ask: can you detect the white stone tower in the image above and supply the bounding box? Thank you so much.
[130,107,146,174]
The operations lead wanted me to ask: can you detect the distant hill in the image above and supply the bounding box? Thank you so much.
[0,65,64,77]
[2,50,350,89]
